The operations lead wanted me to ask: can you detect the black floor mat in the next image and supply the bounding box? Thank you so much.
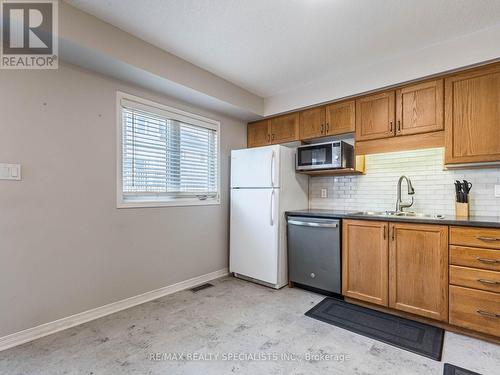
[305,297,444,361]
[443,364,481,375]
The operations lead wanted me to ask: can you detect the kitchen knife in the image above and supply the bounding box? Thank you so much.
[455,180,462,202]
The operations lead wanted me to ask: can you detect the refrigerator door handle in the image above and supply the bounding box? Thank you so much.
[270,189,275,226]
[271,151,275,187]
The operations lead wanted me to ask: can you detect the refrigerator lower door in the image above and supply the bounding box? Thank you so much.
[230,188,280,285]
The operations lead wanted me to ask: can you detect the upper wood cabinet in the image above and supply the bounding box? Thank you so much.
[445,65,500,164]
[270,113,299,144]
[396,79,444,136]
[299,102,355,140]
[299,107,325,140]
[247,120,270,148]
[342,220,389,306]
[325,100,355,136]
[247,62,500,161]
[389,223,449,322]
[247,114,299,148]
[356,91,395,141]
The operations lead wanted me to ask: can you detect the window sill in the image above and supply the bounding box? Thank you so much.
[117,198,220,209]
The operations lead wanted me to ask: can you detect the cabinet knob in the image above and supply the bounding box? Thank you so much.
[310,273,316,278]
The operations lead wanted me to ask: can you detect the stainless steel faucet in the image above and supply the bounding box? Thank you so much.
[396,175,415,212]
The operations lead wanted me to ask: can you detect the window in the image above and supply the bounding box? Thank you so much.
[117,92,220,208]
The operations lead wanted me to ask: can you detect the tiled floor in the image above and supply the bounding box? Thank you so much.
[0,276,498,374]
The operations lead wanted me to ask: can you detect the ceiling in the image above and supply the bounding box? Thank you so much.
[66,0,500,99]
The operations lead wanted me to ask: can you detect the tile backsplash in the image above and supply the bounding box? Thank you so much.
[309,148,500,217]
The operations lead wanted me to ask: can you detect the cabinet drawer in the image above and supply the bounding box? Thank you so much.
[449,286,500,337]
[450,245,500,271]
[450,265,500,293]
[450,226,500,249]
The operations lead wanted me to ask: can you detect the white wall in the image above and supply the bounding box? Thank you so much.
[310,148,500,217]
[265,24,500,116]
[0,63,246,337]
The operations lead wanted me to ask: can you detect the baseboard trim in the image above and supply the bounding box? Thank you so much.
[0,268,229,352]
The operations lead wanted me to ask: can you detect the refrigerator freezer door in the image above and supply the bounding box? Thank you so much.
[231,145,280,188]
[230,188,280,285]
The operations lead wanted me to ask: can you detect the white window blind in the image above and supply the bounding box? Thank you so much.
[118,95,219,207]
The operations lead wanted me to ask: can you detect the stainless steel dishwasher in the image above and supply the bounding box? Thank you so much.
[287,216,341,294]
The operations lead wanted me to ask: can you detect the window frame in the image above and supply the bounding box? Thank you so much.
[116,92,221,208]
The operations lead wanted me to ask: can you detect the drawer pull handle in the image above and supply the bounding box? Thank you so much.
[476,236,500,242]
[476,257,500,264]
[477,279,500,285]
[476,310,500,318]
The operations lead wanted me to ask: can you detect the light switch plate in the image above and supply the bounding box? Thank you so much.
[320,188,328,198]
[495,185,500,198]
[0,163,21,180]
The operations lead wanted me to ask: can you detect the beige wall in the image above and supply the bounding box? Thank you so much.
[0,63,246,337]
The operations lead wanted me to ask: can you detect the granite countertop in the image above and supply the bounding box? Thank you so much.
[285,209,500,228]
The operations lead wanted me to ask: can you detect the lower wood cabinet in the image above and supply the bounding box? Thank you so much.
[342,220,389,306]
[343,220,449,322]
[389,223,449,321]
[449,226,500,337]
[449,285,500,337]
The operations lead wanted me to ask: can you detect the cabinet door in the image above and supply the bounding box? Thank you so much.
[271,113,299,143]
[396,79,443,136]
[299,107,325,140]
[355,91,395,141]
[247,120,270,148]
[445,65,500,164]
[325,100,355,135]
[342,220,389,306]
[389,223,448,321]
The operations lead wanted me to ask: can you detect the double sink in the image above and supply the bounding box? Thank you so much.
[351,211,445,220]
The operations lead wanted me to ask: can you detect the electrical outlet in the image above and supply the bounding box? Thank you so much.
[495,185,500,198]
[320,188,328,198]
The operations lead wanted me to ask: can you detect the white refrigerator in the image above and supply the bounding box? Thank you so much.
[229,145,309,289]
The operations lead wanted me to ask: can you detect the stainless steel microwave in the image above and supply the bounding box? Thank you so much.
[296,141,354,171]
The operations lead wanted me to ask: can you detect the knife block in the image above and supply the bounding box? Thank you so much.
[455,202,469,218]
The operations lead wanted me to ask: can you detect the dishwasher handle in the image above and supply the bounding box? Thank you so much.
[288,220,338,228]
